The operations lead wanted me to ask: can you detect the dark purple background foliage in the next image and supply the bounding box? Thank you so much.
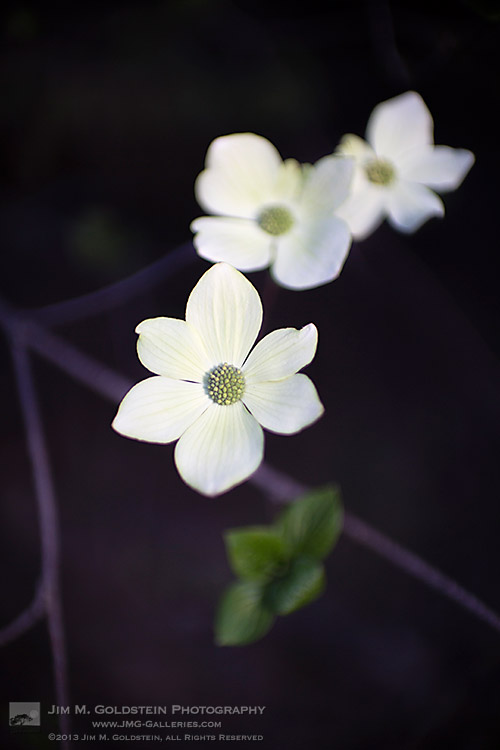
[1,2,499,748]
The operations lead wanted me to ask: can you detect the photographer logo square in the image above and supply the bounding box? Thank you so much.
[9,702,41,732]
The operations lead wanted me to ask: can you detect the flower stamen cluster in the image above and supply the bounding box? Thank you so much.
[365,158,395,185]
[257,205,295,236]
[206,363,245,405]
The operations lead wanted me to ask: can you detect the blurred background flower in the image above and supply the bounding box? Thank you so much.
[336,91,475,238]
[191,133,353,288]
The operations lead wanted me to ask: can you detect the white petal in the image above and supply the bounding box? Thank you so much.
[112,377,209,444]
[242,324,318,384]
[300,155,354,213]
[272,158,303,202]
[190,216,272,271]
[397,146,475,192]
[386,181,444,233]
[271,216,352,290]
[336,134,375,162]
[195,133,283,218]
[186,263,262,367]
[367,91,433,160]
[136,317,209,381]
[335,182,387,240]
[174,401,264,496]
[242,374,324,435]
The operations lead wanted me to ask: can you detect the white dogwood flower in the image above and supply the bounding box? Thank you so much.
[112,263,324,497]
[335,91,475,239]
[190,133,353,290]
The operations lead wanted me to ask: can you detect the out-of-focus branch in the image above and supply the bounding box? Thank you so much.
[251,461,307,502]
[252,463,500,635]
[0,298,130,401]
[342,513,500,634]
[0,582,45,647]
[8,337,71,746]
[17,318,133,402]
[33,242,197,327]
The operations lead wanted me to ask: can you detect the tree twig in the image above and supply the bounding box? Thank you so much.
[251,462,500,635]
[8,337,71,746]
[20,318,132,402]
[33,242,197,327]
[342,512,500,633]
[0,581,45,647]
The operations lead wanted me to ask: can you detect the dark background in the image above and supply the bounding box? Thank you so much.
[1,1,500,748]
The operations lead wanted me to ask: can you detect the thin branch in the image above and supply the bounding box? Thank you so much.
[251,462,500,635]
[9,338,71,745]
[15,317,133,403]
[251,461,307,501]
[33,242,197,327]
[0,581,45,647]
[342,513,500,634]
[1,300,131,403]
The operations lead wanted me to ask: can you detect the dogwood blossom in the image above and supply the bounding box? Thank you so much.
[112,263,324,497]
[190,133,353,290]
[335,91,475,239]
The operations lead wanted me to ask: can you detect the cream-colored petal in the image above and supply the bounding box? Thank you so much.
[112,377,210,444]
[136,317,210,381]
[271,158,304,202]
[242,374,324,435]
[242,324,318,384]
[397,146,475,193]
[300,155,354,214]
[336,133,375,162]
[367,91,433,160]
[190,216,272,271]
[271,216,352,290]
[335,182,387,240]
[195,133,283,218]
[174,401,264,496]
[185,263,263,368]
[386,181,444,233]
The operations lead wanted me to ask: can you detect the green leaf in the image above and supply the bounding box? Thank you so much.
[224,526,289,581]
[276,484,343,560]
[265,557,325,616]
[214,582,275,646]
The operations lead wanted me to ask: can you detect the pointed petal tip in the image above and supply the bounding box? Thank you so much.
[188,458,264,498]
[301,322,319,351]
[135,317,157,335]
[190,216,202,233]
[110,413,121,434]
[460,147,476,172]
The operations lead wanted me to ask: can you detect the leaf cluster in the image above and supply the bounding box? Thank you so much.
[215,485,343,646]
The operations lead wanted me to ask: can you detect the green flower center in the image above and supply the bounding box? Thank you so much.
[365,159,395,186]
[206,363,245,406]
[257,205,294,236]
